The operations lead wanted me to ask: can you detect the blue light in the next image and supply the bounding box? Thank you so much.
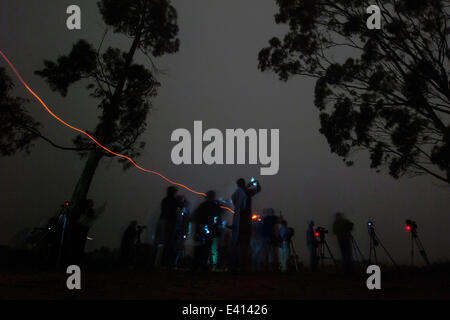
[204,225,210,234]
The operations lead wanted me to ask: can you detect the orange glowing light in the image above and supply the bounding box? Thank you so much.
[221,206,235,214]
[252,214,258,220]
[0,50,237,213]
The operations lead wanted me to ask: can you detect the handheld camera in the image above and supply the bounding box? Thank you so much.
[248,177,258,187]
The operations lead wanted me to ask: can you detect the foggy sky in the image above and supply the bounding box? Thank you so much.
[0,0,449,265]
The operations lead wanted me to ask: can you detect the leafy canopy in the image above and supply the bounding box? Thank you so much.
[259,0,449,183]
[0,67,40,156]
[30,0,180,168]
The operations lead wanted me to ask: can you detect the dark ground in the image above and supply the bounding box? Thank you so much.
[1,267,449,300]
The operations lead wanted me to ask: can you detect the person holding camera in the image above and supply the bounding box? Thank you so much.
[240,178,262,271]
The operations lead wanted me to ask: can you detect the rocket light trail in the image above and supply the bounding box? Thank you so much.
[220,205,234,214]
[0,49,235,213]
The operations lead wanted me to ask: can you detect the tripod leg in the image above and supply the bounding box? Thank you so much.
[324,241,337,266]
[352,241,358,262]
[290,241,299,272]
[369,234,378,265]
[414,236,430,266]
[373,242,378,265]
[318,244,325,270]
[352,237,365,263]
[375,235,397,268]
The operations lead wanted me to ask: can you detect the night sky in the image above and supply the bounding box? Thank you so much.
[1,0,449,264]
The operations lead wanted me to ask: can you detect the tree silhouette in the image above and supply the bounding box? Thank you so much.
[1,0,179,261]
[0,67,41,156]
[259,0,449,183]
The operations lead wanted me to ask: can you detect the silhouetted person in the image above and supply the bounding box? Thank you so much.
[231,179,247,272]
[192,191,221,271]
[306,220,318,271]
[136,225,146,245]
[210,207,224,272]
[173,195,190,267]
[251,215,264,271]
[332,212,354,274]
[160,186,179,267]
[71,199,94,265]
[233,178,261,272]
[120,220,139,266]
[279,220,291,272]
[261,208,279,271]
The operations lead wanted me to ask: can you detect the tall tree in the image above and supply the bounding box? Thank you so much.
[259,0,449,183]
[1,0,179,261]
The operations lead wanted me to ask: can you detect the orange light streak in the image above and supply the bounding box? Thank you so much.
[0,49,236,213]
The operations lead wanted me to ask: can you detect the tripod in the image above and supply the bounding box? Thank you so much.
[409,230,430,266]
[368,226,397,267]
[350,235,366,263]
[316,237,337,269]
[288,239,299,271]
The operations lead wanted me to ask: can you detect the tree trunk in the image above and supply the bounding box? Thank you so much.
[71,147,103,204]
[68,17,144,208]
[60,11,147,266]
[57,147,102,267]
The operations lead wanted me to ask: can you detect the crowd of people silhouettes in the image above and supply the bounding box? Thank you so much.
[118,177,358,274]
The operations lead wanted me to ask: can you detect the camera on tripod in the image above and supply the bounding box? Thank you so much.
[367,221,378,246]
[405,219,418,234]
[61,201,71,207]
[315,226,328,242]
[366,220,397,267]
[404,219,429,266]
[283,227,295,242]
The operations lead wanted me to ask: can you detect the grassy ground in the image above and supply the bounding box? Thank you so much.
[1,267,449,300]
